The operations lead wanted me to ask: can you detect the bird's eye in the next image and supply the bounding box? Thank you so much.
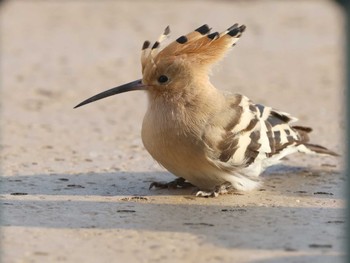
[158,75,169,84]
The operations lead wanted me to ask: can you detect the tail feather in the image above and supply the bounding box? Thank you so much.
[292,125,312,143]
[300,143,339,157]
[291,126,339,156]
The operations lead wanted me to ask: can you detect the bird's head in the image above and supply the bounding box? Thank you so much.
[74,24,245,108]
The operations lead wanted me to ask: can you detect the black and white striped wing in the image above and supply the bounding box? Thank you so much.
[211,95,305,170]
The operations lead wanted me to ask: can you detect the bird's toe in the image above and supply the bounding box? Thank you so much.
[149,177,194,190]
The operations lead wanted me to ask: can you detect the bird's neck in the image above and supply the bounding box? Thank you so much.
[145,80,224,135]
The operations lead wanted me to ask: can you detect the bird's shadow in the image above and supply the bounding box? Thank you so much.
[0,164,342,197]
[0,165,344,253]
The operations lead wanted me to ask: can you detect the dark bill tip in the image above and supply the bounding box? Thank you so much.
[74,79,145,109]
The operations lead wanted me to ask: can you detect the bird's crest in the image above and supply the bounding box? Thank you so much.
[141,24,246,73]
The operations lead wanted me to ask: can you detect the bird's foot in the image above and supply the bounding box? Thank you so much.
[195,182,233,198]
[149,177,194,190]
[195,190,219,198]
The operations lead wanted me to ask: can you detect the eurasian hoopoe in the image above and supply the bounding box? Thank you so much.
[75,24,338,197]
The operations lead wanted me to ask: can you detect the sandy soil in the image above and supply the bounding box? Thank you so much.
[0,1,346,262]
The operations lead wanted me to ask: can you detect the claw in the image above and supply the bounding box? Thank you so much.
[195,182,233,197]
[195,190,219,198]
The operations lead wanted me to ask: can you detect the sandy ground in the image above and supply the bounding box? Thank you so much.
[0,1,346,262]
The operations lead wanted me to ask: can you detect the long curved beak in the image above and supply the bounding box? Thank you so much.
[74,79,145,108]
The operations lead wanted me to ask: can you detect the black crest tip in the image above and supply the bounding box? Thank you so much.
[228,24,246,37]
[164,26,171,35]
[228,28,240,37]
[151,41,160,49]
[195,24,211,35]
[227,23,239,31]
[207,32,219,40]
[239,25,246,32]
[142,40,151,50]
[176,35,188,44]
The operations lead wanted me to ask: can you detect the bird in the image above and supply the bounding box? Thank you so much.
[74,24,338,197]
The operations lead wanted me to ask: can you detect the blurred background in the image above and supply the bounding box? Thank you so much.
[1,0,344,175]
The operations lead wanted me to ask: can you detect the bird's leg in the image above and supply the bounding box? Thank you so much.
[195,182,233,198]
[149,177,194,190]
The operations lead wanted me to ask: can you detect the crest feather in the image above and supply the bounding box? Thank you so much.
[141,26,170,72]
[141,24,246,73]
